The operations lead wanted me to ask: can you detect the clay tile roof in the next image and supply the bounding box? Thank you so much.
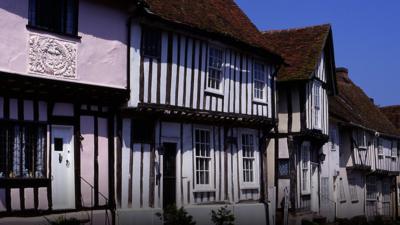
[380,105,400,132]
[329,69,400,137]
[262,24,331,82]
[139,0,281,60]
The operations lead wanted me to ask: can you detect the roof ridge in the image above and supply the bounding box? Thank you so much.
[262,23,331,34]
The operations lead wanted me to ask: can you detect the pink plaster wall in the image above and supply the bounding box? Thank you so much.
[97,118,109,206]
[80,116,95,207]
[24,188,34,209]
[0,0,127,89]
[0,189,6,212]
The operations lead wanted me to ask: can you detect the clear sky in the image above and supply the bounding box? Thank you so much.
[235,0,399,107]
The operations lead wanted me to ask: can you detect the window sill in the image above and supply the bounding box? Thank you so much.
[205,88,224,97]
[193,188,216,193]
[240,185,259,190]
[0,177,50,188]
[252,99,268,105]
[26,24,81,40]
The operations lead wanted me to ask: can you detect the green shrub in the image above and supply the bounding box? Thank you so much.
[301,219,318,225]
[156,205,196,225]
[211,206,235,225]
[49,217,81,225]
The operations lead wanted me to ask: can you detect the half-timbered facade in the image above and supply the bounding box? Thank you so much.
[329,68,400,220]
[0,0,129,224]
[263,24,337,224]
[117,1,283,225]
[381,106,400,219]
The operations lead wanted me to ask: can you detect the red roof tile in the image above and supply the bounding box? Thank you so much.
[138,0,281,61]
[380,106,400,131]
[330,69,400,137]
[262,24,331,82]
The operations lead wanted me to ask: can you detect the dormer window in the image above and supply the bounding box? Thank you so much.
[207,47,223,91]
[141,27,161,59]
[254,62,267,101]
[28,0,79,36]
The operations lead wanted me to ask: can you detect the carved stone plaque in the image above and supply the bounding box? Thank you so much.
[28,34,77,79]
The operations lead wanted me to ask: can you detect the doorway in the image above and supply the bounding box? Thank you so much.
[51,125,75,209]
[163,143,177,208]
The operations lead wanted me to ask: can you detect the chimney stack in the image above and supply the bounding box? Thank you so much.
[336,67,348,77]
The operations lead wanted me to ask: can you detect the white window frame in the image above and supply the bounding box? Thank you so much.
[356,129,367,150]
[377,138,384,156]
[391,141,397,158]
[205,46,224,95]
[193,127,215,192]
[238,129,260,189]
[300,142,311,195]
[312,81,322,130]
[253,61,268,103]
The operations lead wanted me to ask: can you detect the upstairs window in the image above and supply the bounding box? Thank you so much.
[313,81,321,129]
[254,62,267,101]
[207,47,224,91]
[28,0,79,36]
[330,127,338,151]
[356,130,367,149]
[141,27,161,59]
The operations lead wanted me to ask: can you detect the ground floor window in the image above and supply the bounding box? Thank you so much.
[300,142,311,195]
[0,122,47,178]
[194,129,211,186]
[241,134,255,183]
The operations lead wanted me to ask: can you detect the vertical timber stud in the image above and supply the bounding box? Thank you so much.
[108,111,116,224]
[74,103,82,209]
[4,97,11,212]
[94,115,99,207]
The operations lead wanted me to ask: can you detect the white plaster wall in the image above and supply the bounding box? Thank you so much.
[0,0,127,89]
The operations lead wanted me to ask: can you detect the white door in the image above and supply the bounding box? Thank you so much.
[51,125,75,209]
[311,163,319,213]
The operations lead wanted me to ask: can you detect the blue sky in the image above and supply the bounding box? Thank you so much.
[236,0,399,107]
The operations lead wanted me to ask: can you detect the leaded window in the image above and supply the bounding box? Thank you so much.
[141,27,161,59]
[0,122,47,178]
[313,82,321,129]
[207,47,223,90]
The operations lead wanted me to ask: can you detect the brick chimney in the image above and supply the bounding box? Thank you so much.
[336,67,350,83]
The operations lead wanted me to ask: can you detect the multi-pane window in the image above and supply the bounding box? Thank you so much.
[242,134,255,183]
[356,130,367,149]
[378,138,384,156]
[254,62,266,100]
[195,129,211,185]
[28,0,79,36]
[301,142,311,194]
[366,176,377,201]
[207,47,223,90]
[0,123,47,178]
[391,141,397,158]
[141,27,161,59]
[313,82,321,129]
[339,178,346,202]
[348,176,358,202]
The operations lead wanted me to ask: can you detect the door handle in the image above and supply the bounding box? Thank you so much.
[59,153,63,163]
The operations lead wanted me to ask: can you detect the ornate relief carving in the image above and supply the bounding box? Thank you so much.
[28,34,77,79]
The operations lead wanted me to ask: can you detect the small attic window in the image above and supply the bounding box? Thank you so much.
[141,27,161,59]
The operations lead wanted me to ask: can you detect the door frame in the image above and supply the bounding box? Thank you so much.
[160,137,180,208]
[50,124,76,210]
